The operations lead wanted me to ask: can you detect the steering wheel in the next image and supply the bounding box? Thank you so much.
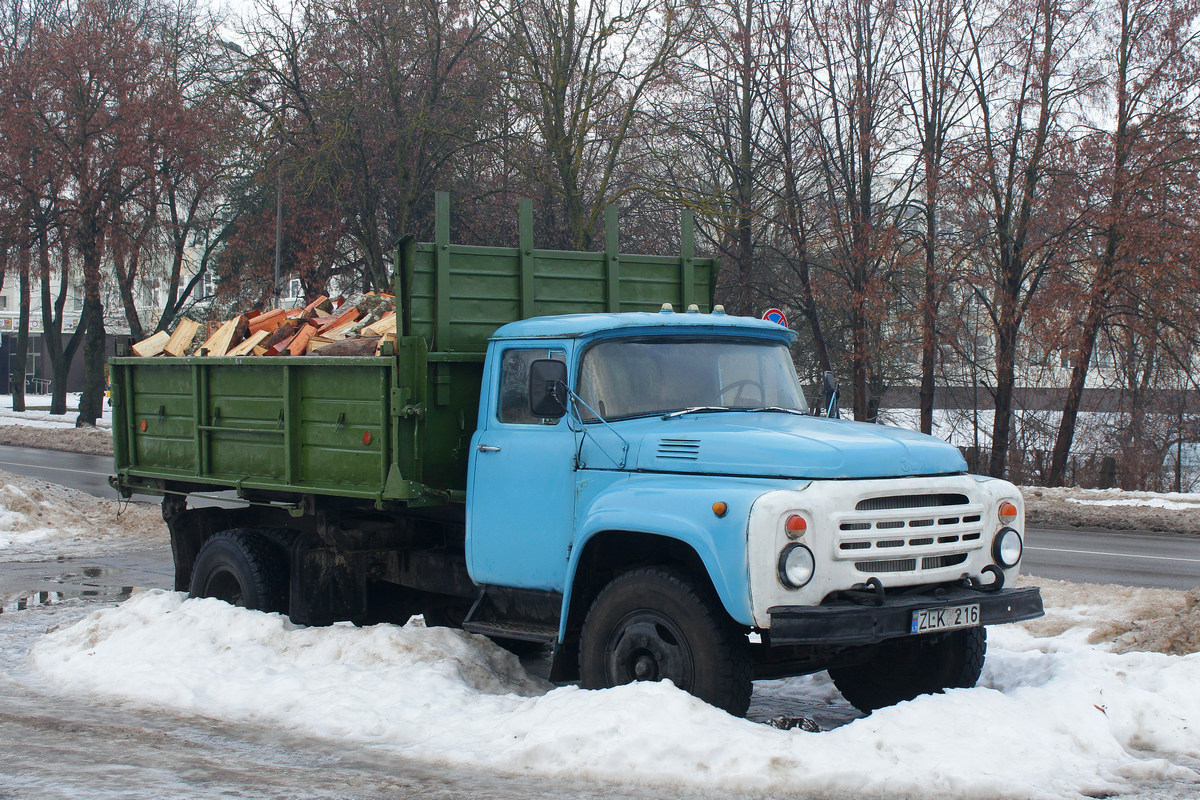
[715,379,764,406]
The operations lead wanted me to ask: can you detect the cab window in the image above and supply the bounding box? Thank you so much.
[498,348,567,424]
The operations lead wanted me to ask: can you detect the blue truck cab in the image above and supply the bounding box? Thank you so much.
[463,307,1043,715]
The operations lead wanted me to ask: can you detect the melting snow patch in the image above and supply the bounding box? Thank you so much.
[0,470,165,560]
[29,590,1200,799]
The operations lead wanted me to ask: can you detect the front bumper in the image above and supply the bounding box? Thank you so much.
[766,586,1043,647]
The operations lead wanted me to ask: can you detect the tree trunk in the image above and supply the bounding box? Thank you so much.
[41,235,81,416]
[989,285,1019,478]
[76,225,107,427]
[12,234,31,413]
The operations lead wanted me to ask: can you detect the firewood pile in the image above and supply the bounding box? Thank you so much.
[129,294,397,358]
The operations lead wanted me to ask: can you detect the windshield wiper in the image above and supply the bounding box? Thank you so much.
[661,406,733,420]
[749,406,808,416]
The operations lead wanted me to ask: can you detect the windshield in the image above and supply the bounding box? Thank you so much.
[576,338,810,421]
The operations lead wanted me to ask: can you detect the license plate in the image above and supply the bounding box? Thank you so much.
[911,603,980,634]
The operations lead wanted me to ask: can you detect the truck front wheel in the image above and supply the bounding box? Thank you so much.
[579,567,752,716]
[828,626,986,713]
[189,529,287,613]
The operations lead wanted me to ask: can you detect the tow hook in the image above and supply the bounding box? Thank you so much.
[961,565,1005,593]
[842,576,887,606]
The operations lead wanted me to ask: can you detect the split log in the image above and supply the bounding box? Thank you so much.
[162,319,201,357]
[285,322,318,356]
[194,315,249,357]
[226,329,271,357]
[132,330,171,357]
[299,295,332,319]
[361,312,396,337]
[257,319,301,353]
[248,309,288,334]
[313,336,382,357]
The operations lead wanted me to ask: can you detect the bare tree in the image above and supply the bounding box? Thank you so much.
[499,0,697,249]
[957,0,1095,476]
[898,0,974,433]
[800,0,915,421]
[1045,0,1200,484]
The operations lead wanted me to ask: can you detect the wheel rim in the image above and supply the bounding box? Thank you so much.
[604,610,694,690]
[204,569,246,607]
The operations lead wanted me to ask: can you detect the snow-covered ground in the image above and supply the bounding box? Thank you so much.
[2,471,1198,799]
[0,393,112,429]
[0,394,115,456]
[0,469,164,561]
[21,586,1199,800]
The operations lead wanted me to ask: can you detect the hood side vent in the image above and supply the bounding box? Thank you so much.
[657,438,701,460]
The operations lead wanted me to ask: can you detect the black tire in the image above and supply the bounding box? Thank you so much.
[829,626,986,713]
[579,567,752,717]
[189,529,287,613]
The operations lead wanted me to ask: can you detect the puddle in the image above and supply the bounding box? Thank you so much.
[0,584,136,614]
[0,560,161,615]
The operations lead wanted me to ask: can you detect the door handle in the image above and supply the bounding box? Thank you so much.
[476,445,501,452]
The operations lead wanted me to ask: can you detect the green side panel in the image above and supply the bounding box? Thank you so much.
[205,365,287,481]
[398,195,715,354]
[405,246,715,353]
[110,353,468,501]
[421,356,483,491]
[127,362,197,475]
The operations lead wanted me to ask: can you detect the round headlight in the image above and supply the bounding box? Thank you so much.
[993,527,1023,568]
[778,543,815,589]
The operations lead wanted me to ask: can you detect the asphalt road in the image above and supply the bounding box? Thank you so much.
[1,443,1198,591]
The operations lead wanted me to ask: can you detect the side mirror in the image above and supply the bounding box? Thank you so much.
[529,359,569,418]
[822,370,840,419]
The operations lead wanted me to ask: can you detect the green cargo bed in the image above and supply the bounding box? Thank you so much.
[111,195,713,506]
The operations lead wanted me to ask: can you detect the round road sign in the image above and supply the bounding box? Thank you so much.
[762,308,788,327]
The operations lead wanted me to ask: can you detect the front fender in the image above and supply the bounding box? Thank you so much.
[562,473,806,633]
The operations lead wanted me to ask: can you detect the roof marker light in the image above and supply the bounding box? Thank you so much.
[661,303,674,313]
[687,304,700,313]
[713,305,726,315]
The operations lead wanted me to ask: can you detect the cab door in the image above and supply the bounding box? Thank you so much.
[467,344,578,591]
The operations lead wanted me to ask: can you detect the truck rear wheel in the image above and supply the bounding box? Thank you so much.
[828,626,986,713]
[579,567,752,716]
[189,529,287,613]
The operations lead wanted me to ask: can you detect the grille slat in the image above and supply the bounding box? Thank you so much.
[923,553,969,569]
[856,493,969,512]
[855,558,917,573]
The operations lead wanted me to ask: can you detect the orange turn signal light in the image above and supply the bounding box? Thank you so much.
[712,502,728,517]
[998,501,1018,524]
[785,514,807,534]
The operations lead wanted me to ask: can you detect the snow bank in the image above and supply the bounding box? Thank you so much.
[31,590,1199,799]
[1023,487,1200,534]
[0,393,112,429]
[0,469,164,560]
